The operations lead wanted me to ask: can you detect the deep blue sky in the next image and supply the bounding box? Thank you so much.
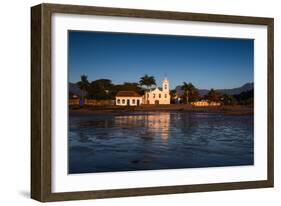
[68,31,254,89]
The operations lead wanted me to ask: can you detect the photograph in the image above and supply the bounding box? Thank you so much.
[30,3,274,202]
[67,30,254,174]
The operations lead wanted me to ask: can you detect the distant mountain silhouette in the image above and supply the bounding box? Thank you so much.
[216,82,254,95]
[176,82,254,96]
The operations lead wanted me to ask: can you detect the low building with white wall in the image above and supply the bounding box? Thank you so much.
[115,91,143,106]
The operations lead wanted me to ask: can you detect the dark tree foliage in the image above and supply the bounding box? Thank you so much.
[188,89,200,102]
[234,89,254,105]
[204,89,222,102]
[87,79,114,100]
[169,89,177,104]
[222,94,237,105]
[181,82,200,104]
[86,79,143,100]
[113,82,144,96]
[139,74,156,90]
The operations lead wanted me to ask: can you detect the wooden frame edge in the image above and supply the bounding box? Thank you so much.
[42,180,272,202]
[267,18,274,187]
[31,3,53,202]
[31,3,274,202]
[41,3,274,24]
[31,4,43,201]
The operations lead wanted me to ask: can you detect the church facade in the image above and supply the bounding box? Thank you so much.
[115,78,171,106]
[143,78,170,104]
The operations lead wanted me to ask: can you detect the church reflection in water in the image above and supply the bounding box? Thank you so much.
[114,112,171,142]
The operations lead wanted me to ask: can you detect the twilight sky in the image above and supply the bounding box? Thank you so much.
[68,30,254,90]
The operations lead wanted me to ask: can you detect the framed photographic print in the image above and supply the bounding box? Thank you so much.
[31,3,274,202]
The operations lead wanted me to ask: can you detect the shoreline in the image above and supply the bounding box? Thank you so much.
[69,105,253,116]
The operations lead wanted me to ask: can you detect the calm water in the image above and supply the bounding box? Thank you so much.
[68,111,253,174]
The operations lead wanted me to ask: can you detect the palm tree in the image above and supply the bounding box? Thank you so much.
[77,75,89,100]
[181,82,198,104]
[139,74,156,91]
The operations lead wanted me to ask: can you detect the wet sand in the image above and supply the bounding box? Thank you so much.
[69,107,254,173]
[69,104,253,116]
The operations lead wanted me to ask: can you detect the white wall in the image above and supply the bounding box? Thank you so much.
[116,97,142,106]
[0,0,280,205]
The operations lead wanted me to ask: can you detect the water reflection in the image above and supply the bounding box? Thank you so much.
[68,112,253,174]
[114,112,170,142]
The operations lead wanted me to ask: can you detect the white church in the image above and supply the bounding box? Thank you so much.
[143,78,170,104]
[116,78,170,106]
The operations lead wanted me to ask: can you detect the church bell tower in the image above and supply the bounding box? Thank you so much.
[162,77,169,93]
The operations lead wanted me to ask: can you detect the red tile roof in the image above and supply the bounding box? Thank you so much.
[116,91,142,97]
